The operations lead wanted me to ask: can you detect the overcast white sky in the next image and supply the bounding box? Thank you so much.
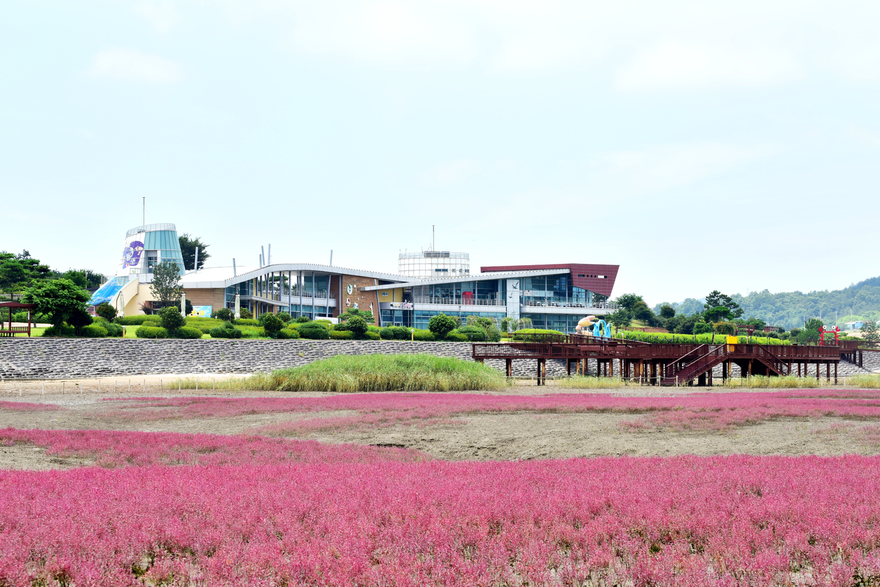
[2,0,878,306]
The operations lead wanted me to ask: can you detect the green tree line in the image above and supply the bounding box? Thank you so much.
[655,276,880,330]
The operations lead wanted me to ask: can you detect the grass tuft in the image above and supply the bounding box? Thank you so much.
[177,354,510,392]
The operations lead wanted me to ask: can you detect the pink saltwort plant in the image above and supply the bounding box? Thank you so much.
[0,428,428,468]
[2,455,880,585]
[104,390,880,434]
[0,401,62,412]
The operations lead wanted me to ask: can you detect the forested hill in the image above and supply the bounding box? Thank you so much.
[657,276,880,330]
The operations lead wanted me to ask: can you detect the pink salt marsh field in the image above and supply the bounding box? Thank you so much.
[4,386,880,585]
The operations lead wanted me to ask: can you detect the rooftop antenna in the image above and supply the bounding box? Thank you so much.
[261,246,265,268]
[329,250,333,266]
[194,247,199,273]
[142,197,145,227]
[432,225,435,251]
[267,244,271,266]
[233,258,237,277]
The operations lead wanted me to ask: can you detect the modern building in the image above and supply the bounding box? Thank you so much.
[89,223,619,333]
[398,251,469,279]
[88,223,186,314]
[370,263,619,331]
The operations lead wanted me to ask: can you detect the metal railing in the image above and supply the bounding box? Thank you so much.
[413,296,505,307]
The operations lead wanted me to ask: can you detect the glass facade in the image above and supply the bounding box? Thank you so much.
[411,280,503,306]
[521,274,604,308]
[143,229,185,275]
[398,251,470,278]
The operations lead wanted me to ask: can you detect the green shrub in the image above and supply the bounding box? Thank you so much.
[457,325,488,342]
[428,313,456,339]
[413,329,435,341]
[11,311,50,323]
[159,307,186,331]
[234,318,259,326]
[42,324,75,337]
[512,329,566,342]
[379,327,393,340]
[95,303,117,321]
[330,330,354,340]
[274,329,294,339]
[277,312,291,323]
[136,326,168,339]
[103,322,124,337]
[315,319,332,328]
[347,315,368,339]
[209,324,243,339]
[298,322,330,339]
[79,324,108,338]
[239,308,253,319]
[170,326,203,339]
[283,327,300,339]
[213,308,233,322]
[117,315,160,325]
[364,331,380,340]
[693,322,713,335]
[445,331,469,342]
[260,313,284,336]
[295,316,310,323]
[390,326,411,340]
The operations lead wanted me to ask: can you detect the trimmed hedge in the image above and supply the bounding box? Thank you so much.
[117,315,159,326]
[512,328,566,342]
[80,324,108,338]
[41,324,75,337]
[209,324,242,339]
[413,329,435,341]
[170,326,203,339]
[379,327,393,340]
[330,330,354,340]
[234,319,259,327]
[445,331,468,342]
[298,323,330,340]
[365,331,380,340]
[456,326,488,342]
[136,326,168,339]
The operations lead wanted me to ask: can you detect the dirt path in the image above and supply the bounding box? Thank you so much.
[2,383,879,469]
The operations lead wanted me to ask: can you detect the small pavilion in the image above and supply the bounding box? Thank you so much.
[0,301,37,337]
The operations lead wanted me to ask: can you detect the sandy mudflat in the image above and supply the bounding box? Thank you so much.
[1,376,878,469]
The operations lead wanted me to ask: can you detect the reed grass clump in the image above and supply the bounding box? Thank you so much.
[195,355,511,392]
[846,375,880,389]
[557,376,630,389]
[722,375,821,389]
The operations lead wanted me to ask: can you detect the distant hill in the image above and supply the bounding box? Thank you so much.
[655,277,880,330]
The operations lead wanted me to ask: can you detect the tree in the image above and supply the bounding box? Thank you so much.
[95,303,117,322]
[0,259,29,294]
[614,294,644,312]
[693,321,713,335]
[21,279,91,329]
[150,262,183,307]
[178,234,211,271]
[862,321,880,343]
[704,290,743,319]
[214,308,233,322]
[659,305,676,319]
[607,309,632,327]
[62,270,89,290]
[339,308,374,324]
[428,313,456,339]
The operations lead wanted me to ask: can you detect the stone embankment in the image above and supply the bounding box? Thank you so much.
[0,339,570,380]
[0,339,875,380]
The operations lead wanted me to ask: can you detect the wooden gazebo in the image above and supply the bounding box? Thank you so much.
[0,301,37,337]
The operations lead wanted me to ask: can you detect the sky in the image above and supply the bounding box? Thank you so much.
[1,0,878,307]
